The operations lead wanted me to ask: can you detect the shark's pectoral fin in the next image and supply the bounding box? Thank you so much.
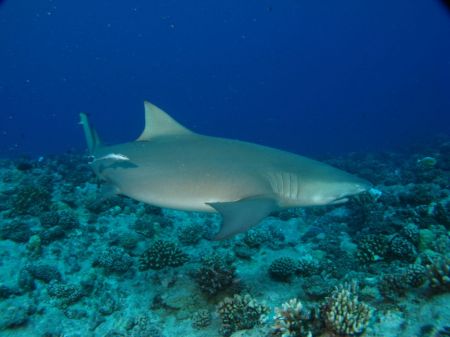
[207,196,279,240]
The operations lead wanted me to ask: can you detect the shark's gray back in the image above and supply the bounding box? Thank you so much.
[92,132,360,210]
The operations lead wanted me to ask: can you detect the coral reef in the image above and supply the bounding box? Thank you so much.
[139,240,188,270]
[388,235,417,262]
[193,253,237,296]
[0,220,33,243]
[25,264,62,284]
[269,257,299,282]
[47,281,86,308]
[271,298,319,337]
[0,137,449,336]
[177,222,207,245]
[191,309,211,329]
[93,246,134,275]
[242,225,285,249]
[426,255,450,292]
[321,282,372,336]
[356,234,388,264]
[217,294,269,336]
[9,184,52,216]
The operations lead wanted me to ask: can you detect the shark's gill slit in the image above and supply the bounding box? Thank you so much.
[293,174,299,200]
[287,173,292,199]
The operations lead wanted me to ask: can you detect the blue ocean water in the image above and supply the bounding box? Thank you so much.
[1,0,450,158]
[1,2,450,336]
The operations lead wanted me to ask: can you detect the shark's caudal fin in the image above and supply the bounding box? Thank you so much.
[79,113,102,154]
[208,196,279,240]
[137,101,194,141]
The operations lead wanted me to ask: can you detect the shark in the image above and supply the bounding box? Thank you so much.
[80,101,371,239]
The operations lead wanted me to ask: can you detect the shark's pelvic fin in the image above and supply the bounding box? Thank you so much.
[208,196,279,240]
[137,101,194,141]
[79,113,102,154]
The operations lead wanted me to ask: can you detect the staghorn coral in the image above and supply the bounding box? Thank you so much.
[139,240,188,271]
[272,298,320,337]
[194,253,236,296]
[321,282,372,336]
[217,294,269,337]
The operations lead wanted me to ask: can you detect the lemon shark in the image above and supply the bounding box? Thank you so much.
[80,101,371,239]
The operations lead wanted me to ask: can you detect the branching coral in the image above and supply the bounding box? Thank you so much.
[321,282,372,336]
[272,298,319,337]
[217,294,269,337]
[426,255,450,291]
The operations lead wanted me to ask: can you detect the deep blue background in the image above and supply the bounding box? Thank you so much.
[1,0,450,158]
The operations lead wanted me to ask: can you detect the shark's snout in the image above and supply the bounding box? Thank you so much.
[323,178,372,205]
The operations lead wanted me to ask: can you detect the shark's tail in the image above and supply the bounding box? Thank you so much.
[79,113,102,154]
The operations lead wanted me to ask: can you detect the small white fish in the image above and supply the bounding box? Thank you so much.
[93,153,130,162]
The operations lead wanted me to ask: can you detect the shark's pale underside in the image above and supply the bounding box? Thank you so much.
[80,101,371,239]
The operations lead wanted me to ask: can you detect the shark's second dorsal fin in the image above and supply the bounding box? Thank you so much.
[137,101,194,141]
[80,113,103,154]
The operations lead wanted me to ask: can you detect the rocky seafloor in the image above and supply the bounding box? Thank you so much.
[0,137,449,337]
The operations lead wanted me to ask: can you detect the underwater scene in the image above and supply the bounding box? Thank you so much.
[0,137,449,337]
[1,0,450,337]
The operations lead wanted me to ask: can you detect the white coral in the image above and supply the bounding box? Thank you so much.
[272,298,313,337]
[323,282,372,336]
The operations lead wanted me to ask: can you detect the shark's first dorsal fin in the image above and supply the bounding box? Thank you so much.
[137,101,194,141]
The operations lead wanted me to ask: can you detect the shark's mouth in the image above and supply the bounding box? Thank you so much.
[329,196,350,205]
